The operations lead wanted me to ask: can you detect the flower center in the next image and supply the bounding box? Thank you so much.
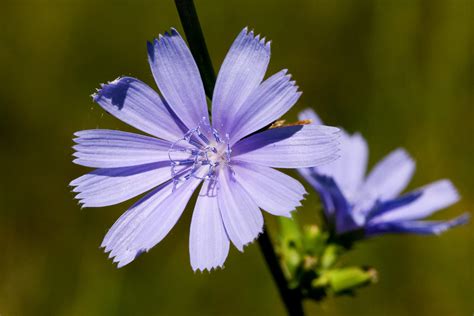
[168,122,231,183]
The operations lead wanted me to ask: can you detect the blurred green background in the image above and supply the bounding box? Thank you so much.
[0,0,472,315]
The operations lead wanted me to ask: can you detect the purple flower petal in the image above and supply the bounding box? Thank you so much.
[366,191,422,221]
[93,77,187,142]
[368,180,460,224]
[212,28,271,136]
[366,213,470,236]
[102,172,203,268]
[73,129,189,168]
[232,162,306,217]
[232,125,340,168]
[352,148,415,217]
[70,162,175,207]
[148,28,209,131]
[314,175,358,234]
[189,181,230,272]
[298,109,367,201]
[298,167,336,219]
[316,132,368,202]
[218,167,263,251]
[229,69,301,144]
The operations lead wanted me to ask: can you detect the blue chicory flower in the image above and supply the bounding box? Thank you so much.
[70,28,340,271]
[298,109,469,238]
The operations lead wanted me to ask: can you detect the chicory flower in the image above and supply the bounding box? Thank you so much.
[70,28,340,271]
[298,109,469,238]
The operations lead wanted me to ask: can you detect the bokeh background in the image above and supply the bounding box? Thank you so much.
[0,0,472,315]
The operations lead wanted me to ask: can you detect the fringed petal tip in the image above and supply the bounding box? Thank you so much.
[148,27,183,51]
[236,229,263,253]
[239,26,271,52]
[91,76,129,103]
[281,190,309,218]
[160,27,180,39]
[100,243,148,269]
[74,196,90,209]
[282,203,305,219]
[192,262,226,273]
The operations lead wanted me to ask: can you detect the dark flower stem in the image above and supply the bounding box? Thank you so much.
[258,226,305,316]
[174,0,216,98]
[173,1,304,315]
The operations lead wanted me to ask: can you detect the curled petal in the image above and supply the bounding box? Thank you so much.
[366,213,470,236]
[93,77,186,142]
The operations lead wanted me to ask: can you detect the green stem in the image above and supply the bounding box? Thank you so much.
[173,1,304,315]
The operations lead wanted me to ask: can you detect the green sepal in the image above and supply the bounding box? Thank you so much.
[320,244,344,270]
[315,266,378,294]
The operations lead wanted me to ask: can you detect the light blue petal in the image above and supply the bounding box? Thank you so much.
[102,172,203,268]
[366,191,422,221]
[229,69,301,144]
[148,28,209,131]
[189,181,230,272]
[73,129,189,168]
[298,109,367,204]
[93,77,187,142]
[366,213,470,236]
[314,175,359,234]
[232,125,340,168]
[232,162,306,217]
[212,28,271,137]
[70,162,175,207]
[368,180,460,224]
[298,167,336,220]
[217,167,263,251]
[317,131,368,203]
[352,148,415,218]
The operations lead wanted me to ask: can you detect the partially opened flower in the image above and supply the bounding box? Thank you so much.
[70,28,340,271]
[298,109,469,238]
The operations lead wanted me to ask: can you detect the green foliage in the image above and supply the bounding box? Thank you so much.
[276,215,377,302]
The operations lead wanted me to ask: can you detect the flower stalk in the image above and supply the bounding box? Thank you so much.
[174,0,216,98]
[173,0,304,314]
